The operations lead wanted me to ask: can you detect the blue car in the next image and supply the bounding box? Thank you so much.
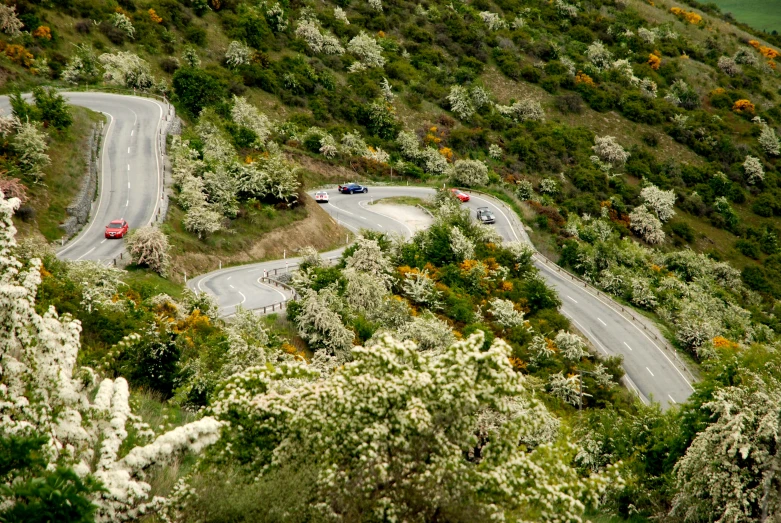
[338,183,369,194]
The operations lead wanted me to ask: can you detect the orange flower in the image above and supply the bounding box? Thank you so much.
[732,99,755,114]
[575,71,595,87]
[501,281,513,291]
[439,147,453,161]
[508,356,527,370]
[5,45,33,68]
[377,30,386,38]
[148,9,163,23]
[770,60,778,70]
[648,53,661,70]
[760,46,780,59]
[32,26,52,40]
[749,40,761,49]
[712,336,738,349]
[670,7,701,24]
[710,87,726,96]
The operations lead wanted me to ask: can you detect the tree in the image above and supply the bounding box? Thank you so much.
[554,330,588,361]
[231,96,272,147]
[110,13,135,39]
[744,155,765,184]
[489,297,524,329]
[495,99,545,122]
[207,332,618,521]
[99,52,155,90]
[592,135,629,170]
[173,68,227,117]
[451,159,488,187]
[12,122,50,182]
[587,40,613,71]
[346,32,385,71]
[294,19,344,55]
[717,56,741,76]
[345,236,394,287]
[0,4,22,37]
[126,226,170,276]
[292,286,354,356]
[755,117,781,156]
[640,184,676,222]
[32,87,73,130]
[479,11,507,30]
[629,205,665,244]
[672,375,781,522]
[184,203,224,239]
[62,44,102,85]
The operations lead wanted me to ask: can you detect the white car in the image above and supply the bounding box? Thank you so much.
[314,191,329,203]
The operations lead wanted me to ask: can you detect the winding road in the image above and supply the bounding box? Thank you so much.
[189,187,695,409]
[8,92,692,409]
[0,92,168,263]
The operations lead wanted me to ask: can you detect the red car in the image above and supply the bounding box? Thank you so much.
[105,219,129,239]
[451,188,470,202]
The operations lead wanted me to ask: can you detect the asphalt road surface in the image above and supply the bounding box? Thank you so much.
[0,92,168,263]
[189,186,695,409]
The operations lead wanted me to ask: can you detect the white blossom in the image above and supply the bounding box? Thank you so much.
[111,12,135,39]
[334,6,349,23]
[126,226,170,276]
[555,0,578,18]
[495,98,545,122]
[717,55,741,76]
[231,96,272,146]
[319,133,338,158]
[592,135,629,169]
[754,117,780,156]
[294,286,353,356]
[587,40,613,71]
[489,298,524,329]
[479,11,507,31]
[554,330,588,361]
[182,46,201,68]
[540,178,558,195]
[99,52,155,90]
[12,121,49,181]
[451,159,488,187]
[637,27,656,44]
[380,77,394,102]
[447,85,475,120]
[0,4,23,36]
[450,226,476,261]
[347,32,385,69]
[639,77,658,98]
[629,205,665,244]
[295,19,344,55]
[345,236,394,287]
[62,44,102,84]
[743,155,765,184]
[402,269,442,310]
[225,41,252,68]
[640,184,676,222]
[548,372,582,406]
[488,143,503,159]
[265,2,287,31]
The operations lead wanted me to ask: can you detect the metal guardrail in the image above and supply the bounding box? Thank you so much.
[460,187,697,381]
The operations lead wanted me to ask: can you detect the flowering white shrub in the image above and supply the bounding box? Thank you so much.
[743,155,765,184]
[265,2,287,31]
[637,27,656,44]
[394,312,454,352]
[345,236,394,287]
[0,4,22,36]
[231,96,272,147]
[640,184,676,222]
[295,19,344,55]
[555,0,578,18]
[196,120,235,166]
[717,55,741,76]
[587,40,613,71]
[511,16,525,29]
[495,98,545,122]
[225,41,252,68]
[380,77,394,102]
[294,286,353,356]
[369,0,383,12]
[754,117,780,156]
[450,225,476,261]
[319,133,338,158]
[734,47,758,66]
[184,203,224,238]
[639,77,658,98]
[402,269,442,309]
[548,372,582,406]
[447,85,475,120]
[479,11,507,31]
[99,52,155,90]
[208,331,617,520]
[554,330,588,361]
[665,79,698,108]
[516,179,534,200]
[489,298,525,329]
[334,6,349,23]
[629,205,665,244]
[111,12,135,39]
[347,32,385,70]
[540,178,559,195]
[488,143,503,159]
[630,277,657,308]
[344,268,390,320]
[451,159,488,187]
[126,226,170,276]
[236,148,300,202]
[671,377,781,522]
[68,260,126,313]
[591,135,629,169]
[12,121,49,181]
[62,44,102,84]
[182,46,201,68]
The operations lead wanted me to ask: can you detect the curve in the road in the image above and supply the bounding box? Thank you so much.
[190,186,694,409]
[0,92,169,263]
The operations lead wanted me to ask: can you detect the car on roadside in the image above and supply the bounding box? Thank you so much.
[105,219,129,239]
[338,183,369,194]
[314,191,329,203]
[476,207,495,224]
[451,188,470,202]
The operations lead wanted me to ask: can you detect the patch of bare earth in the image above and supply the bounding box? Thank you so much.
[171,196,347,280]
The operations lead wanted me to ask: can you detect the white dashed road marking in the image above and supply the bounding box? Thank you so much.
[598,317,607,326]
[566,295,578,303]
[668,395,677,404]
[646,367,655,377]
[624,342,633,351]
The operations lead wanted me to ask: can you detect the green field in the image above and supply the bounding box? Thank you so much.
[707,0,781,33]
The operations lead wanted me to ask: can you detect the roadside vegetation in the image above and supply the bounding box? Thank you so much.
[5,0,781,521]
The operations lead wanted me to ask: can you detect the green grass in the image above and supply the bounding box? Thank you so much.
[706,0,781,33]
[371,195,432,209]
[123,266,186,300]
[20,106,104,241]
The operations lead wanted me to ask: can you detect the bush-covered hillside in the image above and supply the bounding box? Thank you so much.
[6,0,781,521]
